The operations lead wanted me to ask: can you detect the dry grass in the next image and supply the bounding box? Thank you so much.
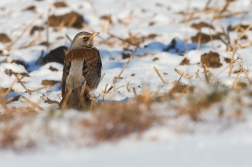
[172,83,228,120]
[0,68,251,150]
[87,102,160,142]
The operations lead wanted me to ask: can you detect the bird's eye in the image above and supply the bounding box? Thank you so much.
[83,37,89,41]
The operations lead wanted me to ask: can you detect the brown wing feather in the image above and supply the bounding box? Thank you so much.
[61,61,71,97]
[82,48,102,89]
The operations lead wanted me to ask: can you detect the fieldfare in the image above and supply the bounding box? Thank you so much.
[60,31,102,109]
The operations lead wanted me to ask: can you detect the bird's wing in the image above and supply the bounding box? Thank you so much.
[61,60,71,97]
[82,48,102,89]
[96,48,102,77]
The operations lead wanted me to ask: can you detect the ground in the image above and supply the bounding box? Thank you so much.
[0,0,252,166]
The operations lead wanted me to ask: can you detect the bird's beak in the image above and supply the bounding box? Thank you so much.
[89,32,99,40]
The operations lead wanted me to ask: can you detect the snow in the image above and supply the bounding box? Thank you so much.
[1,133,252,167]
[1,0,252,166]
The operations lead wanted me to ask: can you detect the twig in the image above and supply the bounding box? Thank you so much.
[6,96,15,104]
[208,27,215,49]
[57,94,61,101]
[22,96,43,110]
[228,42,237,76]
[228,24,252,76]
[66,34,72,43]
[175,68,192,79]
[234,14,247,32]
[20,34,42,49]
[113,55,132,84]
[103,17,110,33]
[183,0,191,53]
[143,87,151,104]
[132,88,138,102]
[232,70,241,90]
[237,23,252,41]
[239,41,252,48]
[103,84,108,93]
[14,107,37,111]
[197,30,201,50]
[126,81,131,92]
[106,86,113,93]
[14,74,31,95]
[67,15,77,28]
[213,11,247,20]
[177,75,182,83]
[113,85,124,92]
[108,32,136,46]
[56,20,65,32]
[195,69,203,80]
[7,14,42,51]
[218,27,231,51]
[46,8,51,52]
[0,86,4,94]
[35,50,44,65]
[100,73,105,82]
[212,63,231,81]
[153,66,166,84]
[45,97,59,104]
[3,77,18,98]
[60,88,72,110]
[203,64,209,84]
[102,83,113,94]
[0,87,7,109]
[31,85,50,93]
[237,59,252,84]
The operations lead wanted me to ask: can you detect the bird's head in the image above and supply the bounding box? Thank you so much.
[71,31,99,49]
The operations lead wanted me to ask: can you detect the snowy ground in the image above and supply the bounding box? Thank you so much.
[1,0,252,166]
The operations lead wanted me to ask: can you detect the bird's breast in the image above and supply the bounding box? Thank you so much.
[66,59,85,89]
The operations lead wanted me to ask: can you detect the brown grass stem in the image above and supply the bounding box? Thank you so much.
[228,24,252,76]
[67,15,77,28]
[31,85,50,93]
[153,66,166,84]
[14,75,31,95]
[65,34,72,43]
[22,96,43,110]
[113,55,132,84]
[232,70,241,90]
[208,27,215,49]
[197,31,201,50]
[60,88,72,110]
[175,68,191,80]
[46,8,51,52]
[132,88,138,102]
[228,43,237,76]
[7,14,42,51]
[212,64,231,81]
[203,64,209,84]
[100,73,105,82]
[3,77,18,98]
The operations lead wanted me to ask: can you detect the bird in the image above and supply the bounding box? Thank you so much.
[60,31,102,109]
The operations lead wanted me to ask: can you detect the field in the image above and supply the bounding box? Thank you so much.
[0,0,252,166]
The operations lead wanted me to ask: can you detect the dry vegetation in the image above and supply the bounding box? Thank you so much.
[0,0,252,150]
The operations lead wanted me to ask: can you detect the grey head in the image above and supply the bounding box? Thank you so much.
[70,31,99,50]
